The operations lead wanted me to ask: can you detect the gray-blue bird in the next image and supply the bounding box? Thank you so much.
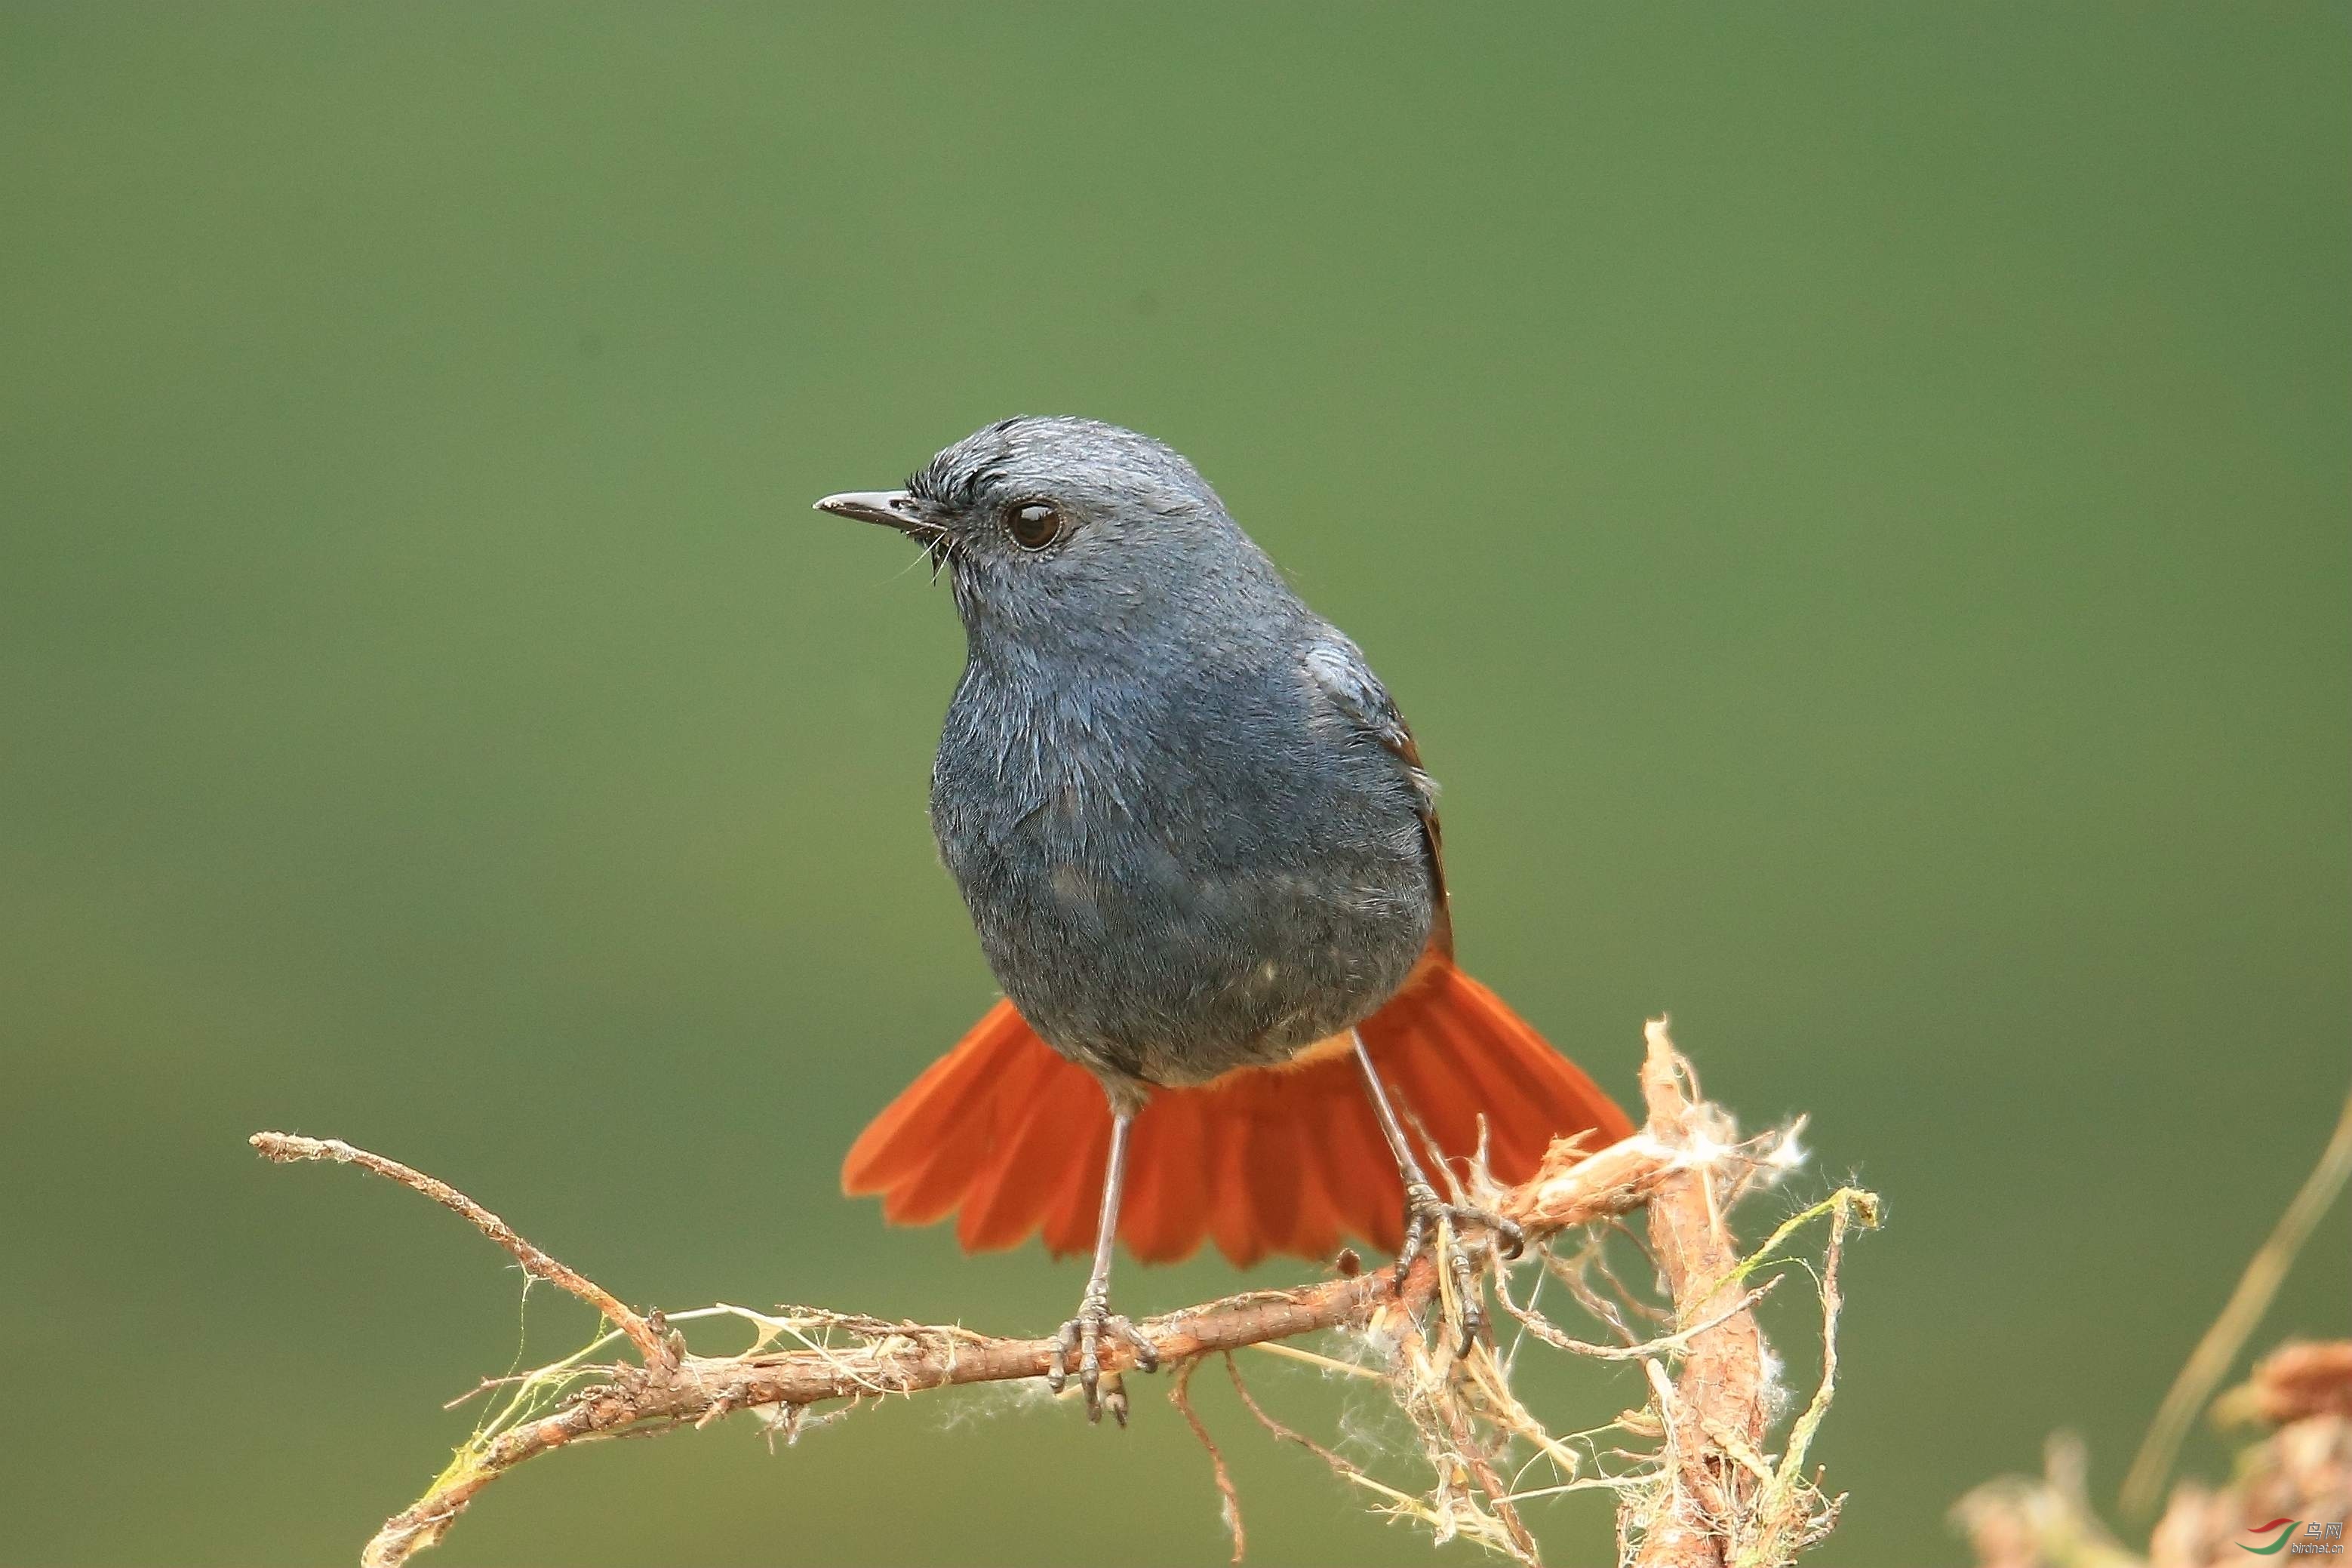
[818,417,1630,1420]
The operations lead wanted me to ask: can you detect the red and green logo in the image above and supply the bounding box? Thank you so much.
[2240,1518,2299,1555]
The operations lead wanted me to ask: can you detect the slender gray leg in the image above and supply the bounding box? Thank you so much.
[1351,1031,1524,1352]
[1047,1107,1158,1424]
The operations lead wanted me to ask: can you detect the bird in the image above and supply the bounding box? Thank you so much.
[814,417,1632,1421]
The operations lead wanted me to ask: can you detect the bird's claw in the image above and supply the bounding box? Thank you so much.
[1394,1178,1519,1355]
[1047,1291,1158,1425]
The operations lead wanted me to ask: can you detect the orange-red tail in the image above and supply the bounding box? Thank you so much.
[840,963,1634,1267]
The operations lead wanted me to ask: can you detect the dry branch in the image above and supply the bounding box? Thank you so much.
[1632,1021,1769,1567]
[256,1018,1868,1568]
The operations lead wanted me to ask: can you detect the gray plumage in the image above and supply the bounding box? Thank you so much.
[847,417,1442,1110]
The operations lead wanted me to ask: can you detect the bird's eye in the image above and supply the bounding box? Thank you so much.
[1006,503,1065,551]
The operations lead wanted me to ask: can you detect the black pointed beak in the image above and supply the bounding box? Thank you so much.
[813,490,939,538]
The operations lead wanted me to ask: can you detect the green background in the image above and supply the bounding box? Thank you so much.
[4,6,2345,1565]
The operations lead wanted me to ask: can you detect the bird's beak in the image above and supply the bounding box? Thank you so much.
[813,490,939,538]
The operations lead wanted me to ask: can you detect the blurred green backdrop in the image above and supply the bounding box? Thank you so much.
[3,5,2345,1565]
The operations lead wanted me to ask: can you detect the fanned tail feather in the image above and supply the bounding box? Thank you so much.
[841,963,1634,1266]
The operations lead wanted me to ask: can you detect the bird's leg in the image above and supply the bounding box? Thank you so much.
[1047,1105,1158,1425]
[1351,1032,1525,1354]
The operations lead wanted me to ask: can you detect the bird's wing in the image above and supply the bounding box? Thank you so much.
[1303,637,1455,961]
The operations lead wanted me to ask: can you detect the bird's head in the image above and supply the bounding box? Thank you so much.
[816,417,1283,653]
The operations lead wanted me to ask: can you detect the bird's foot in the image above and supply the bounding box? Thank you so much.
[1394,1177,1524,1355]
[1047,1289,1159,1425]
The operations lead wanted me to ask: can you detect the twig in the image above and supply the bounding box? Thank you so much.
[2118,1077,2352,1518]
[247,1133,669,1368]
[1494,1269,1779,1362]
[1736,1190,1874,1568]
[1244,1339,1384,1381]
[1223,1351,1432,1514]
[1435,1358,1545,1566]
[1171,1357,1245,1563]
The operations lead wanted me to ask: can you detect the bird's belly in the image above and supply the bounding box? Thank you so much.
[955,841,1434,1089]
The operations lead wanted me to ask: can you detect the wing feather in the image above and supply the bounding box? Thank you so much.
[1303,637,1453,960]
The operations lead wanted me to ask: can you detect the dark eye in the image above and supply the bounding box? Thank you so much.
[1006,502,1065,550]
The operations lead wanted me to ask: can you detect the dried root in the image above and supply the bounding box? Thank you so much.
[257,1018,1876,1568]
